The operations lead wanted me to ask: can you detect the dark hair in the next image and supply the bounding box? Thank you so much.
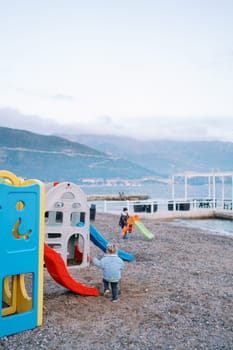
[123,207,128,211]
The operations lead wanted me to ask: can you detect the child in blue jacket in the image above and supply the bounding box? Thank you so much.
[92,243,125,302]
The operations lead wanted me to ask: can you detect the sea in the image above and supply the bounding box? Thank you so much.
[171,218,233,238]
[81,182,233,238]
[81,182,233,201]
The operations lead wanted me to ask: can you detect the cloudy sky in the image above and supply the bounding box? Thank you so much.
[1,0,233,141]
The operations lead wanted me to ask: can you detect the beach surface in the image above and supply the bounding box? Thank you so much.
[1,213,233,350]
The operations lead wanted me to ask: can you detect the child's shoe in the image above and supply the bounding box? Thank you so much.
[104,289,110,297]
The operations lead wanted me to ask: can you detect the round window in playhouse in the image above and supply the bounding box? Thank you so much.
[16,201,24,211]
[55,201,64,208]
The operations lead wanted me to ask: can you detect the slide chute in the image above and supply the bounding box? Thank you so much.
[44,243,98,297]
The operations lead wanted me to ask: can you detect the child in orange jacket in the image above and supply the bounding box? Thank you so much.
[119,207,130,239]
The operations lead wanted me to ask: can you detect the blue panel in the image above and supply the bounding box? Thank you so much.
[0,183,41,337]
[0,311,37,338]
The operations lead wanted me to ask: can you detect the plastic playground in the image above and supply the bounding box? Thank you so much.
[0,170,152,338]
[120,215,154,240]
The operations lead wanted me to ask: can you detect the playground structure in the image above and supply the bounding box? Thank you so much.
[44,181,134,266]
[0,171,134,337]
[120,215,154,240]
[43,243,98,296]
[0,170,44,338]
[44,181,90,268]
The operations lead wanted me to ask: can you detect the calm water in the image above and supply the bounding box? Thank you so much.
[173,218,233,238]
[81,182,233,201]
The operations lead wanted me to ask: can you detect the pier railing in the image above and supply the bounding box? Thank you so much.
[88,198,233,216]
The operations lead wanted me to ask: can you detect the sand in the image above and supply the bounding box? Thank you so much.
[0,213,233,350]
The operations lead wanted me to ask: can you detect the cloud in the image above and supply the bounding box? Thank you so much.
[97,115,113,124]
[0,107,122,137]
[10,86,75,102]
[0,107,233,142]
[0,107,81,135]
[117,115,233,141]
[50,94,75,101]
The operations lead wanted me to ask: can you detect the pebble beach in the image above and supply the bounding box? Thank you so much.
[0,213,233,350]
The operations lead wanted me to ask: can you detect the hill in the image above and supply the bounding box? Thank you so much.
[2,127,233,184]
[66,134,233,176]
[0,127,157,182]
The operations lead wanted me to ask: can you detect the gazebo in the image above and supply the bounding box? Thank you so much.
[171,171,233,210]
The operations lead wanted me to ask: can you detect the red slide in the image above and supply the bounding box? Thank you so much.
[44,243,98,297]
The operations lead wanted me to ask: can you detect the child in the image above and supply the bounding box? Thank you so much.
[92,243,124,302]
[119,207,130,239]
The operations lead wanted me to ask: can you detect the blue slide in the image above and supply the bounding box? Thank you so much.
[90,224,134,262]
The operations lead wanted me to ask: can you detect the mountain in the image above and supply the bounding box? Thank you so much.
[0,127,157,182]
[1,126,233,184]
[63,133,233,175]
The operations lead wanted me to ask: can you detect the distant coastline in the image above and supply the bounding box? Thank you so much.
[83,182,233,201]
[87,194,150,201]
